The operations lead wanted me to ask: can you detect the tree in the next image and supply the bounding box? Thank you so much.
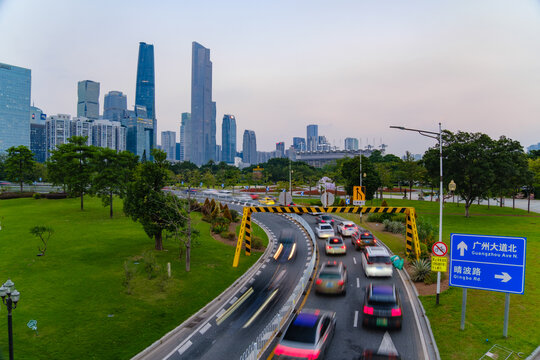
[424,131,497,217]
[92,148,138,218]
[124,149,173,250]
[30,226,54,256]
[399,151,426,200]
[5,145,36,192]
[47,136,95,210]
[491,136,529,206]
[339,155,381,200]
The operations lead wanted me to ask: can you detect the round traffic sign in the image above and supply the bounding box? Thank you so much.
[432,242,448,257]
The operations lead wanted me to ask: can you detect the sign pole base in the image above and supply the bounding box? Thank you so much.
[460,288,467,330]
[503,293,510,338]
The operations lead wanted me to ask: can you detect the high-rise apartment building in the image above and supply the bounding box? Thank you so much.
[189,42,216,166]
[293,137,306,152]
[179,112,190,162]
[0,62,31,152]
[307,124,318,152]
[222,114,236,164]
[276,142,285,158]
[77,80,100,120]
[46,114,71,158]
[161,131,176,161]
[175,143,181,161]
[103,91,127,124]
[30,106,46,162]
[242,130,257,165]
[135,42,156,150]
[344,137,359,150]
[91,119,126,151]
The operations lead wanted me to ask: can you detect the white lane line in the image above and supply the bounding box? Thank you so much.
[256,270,261,276]
[356,278,360,288]
[261,264,266,269]
[199,323,211,334]
[249,278,255,284]
[178,340,192,355]
[353,257,357,265]
[353,311,359,327]
[229,296,238,304]
[216,309,226,318]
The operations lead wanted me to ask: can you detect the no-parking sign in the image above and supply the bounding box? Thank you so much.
[432,242,448,256]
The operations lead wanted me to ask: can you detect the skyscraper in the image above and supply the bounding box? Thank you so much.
[77,80,100,120]
[0,62,31,152]
[276,142,285,157]
[189,41,216,166]
[180,112,190,162]
[161,131,176,161]
[293,137,306,151]
[135,42,156,150]
[222,114,236,164]
[125,105,154,159]
[30,106,46,162]
[307,124,318,151]
[344,137,359,150]
[242,130,257,165]
[103,91,127,124]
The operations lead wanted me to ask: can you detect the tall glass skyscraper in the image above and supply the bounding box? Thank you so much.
[242,130,257,165]
[190,41,216,166]
[179,112,190,162]
[221,114,236,164]
[307,124,318,152]
[30,106,46,162]
[77,80,100,120]
[293,137,306,151]
[161,131,176,161]
[135,42,156,150]
[103,91,127,124]
[0,62,31,152]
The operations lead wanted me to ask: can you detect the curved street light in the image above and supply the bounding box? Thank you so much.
[0,279,21,360]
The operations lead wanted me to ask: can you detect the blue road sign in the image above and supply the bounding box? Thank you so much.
[345,198,350,205]
[266,186,269,191]
[449,234,526,294]
[300,191,304,196]
[200,182,203,187]
[221,183,224,188]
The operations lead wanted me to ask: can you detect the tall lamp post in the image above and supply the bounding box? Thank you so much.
[0,279,21,360]
[390,123,443,305]
[449,180,456,203]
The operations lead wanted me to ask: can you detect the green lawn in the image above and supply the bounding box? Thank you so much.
[0,197,264,360]
[344,199,539,359]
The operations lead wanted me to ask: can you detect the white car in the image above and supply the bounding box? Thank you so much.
[361,246,393,277]
[325,237,347,255]
[337,221,357,236]
[315,223,335,239]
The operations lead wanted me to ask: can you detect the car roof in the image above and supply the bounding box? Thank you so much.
[369,284,397,302]
[341,221,355,225]
[366,246,389,256]
[320,261,343,273]
[319,224,333,228]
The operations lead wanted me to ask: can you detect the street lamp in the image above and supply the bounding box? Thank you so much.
[390,123,444,305]
[0,279,21,360]
[449,180,456,203]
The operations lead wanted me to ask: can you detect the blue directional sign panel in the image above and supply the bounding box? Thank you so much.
[449,233,527,294]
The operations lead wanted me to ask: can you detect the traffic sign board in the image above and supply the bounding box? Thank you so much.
[449,234,527,294]
[431,257,447,272]
[321,191,335,207]
[432,242,448,256]
[353,186,366,201]
[353,200,365,206]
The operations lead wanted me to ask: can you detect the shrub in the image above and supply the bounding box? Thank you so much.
[367,212,395,223]
[0,192,34,200]
[122,261,135,294]
[223,205,232,222]
[410,258,431,282]
[222,231,236,240]
[143,251,159,279]
[251,236,264,250]
[42,192,68,199]
[211,216,229,234]
[210,204,220,220]
[230,209,240,222]
[382,219,405,234]
[416,218,437,250]
[33,193,41,199]
[381,199,389,207]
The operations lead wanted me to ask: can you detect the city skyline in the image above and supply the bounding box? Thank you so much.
[1,1,540,157]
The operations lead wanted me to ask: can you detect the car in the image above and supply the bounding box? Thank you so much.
[351,230,377,250]
[315,261,347,295]
[273,229,297,262]
[337,221,357,236]
[362,283,402,330]
[259,196,276,205]
[325,236,346,255]
[358,349,401,359]
[315,223,335,239]
[315,214,334,225]
[274,309,336,360]
[361,246,393,278]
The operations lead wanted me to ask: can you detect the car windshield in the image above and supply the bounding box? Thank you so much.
[369,255,391,264]
[283,314,318,343]
[361,234,374,240]
[344,224,355,228]
[319,272,341,279]
[328,238,343,245]
[321,215,332,220]
[320,225,333,230]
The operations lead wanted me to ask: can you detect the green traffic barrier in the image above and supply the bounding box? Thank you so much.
[391,255,404,270]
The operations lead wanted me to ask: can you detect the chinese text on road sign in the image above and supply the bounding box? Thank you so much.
[431,256,447,272]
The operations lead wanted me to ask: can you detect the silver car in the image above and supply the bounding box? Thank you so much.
[361,246,393,277]
[315,223,335,239]
[337,221,357,236]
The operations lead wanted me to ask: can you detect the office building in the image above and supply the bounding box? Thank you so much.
[307,124,318,151]
[276,142,285,158]
[46,114,71,158]
[242,130,257,165]
[0,62,31,152]
[222,114,236,164]
[91,119,126,151]
[189,42,216,165]
[135,42,156,151]
[175,143,181,161]
[125,105,154,159]
[161,131,176,161]
[30,106,46,162]
[77,80,100,120]
[103,91,127,124]
[344,137,359,151]
[528,143,540,152]
[179,112,190,161]
[293,137,306,152]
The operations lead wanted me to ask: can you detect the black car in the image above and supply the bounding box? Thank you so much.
[273,229,297,262]
[351,230,377,250]
[362,283,402,330]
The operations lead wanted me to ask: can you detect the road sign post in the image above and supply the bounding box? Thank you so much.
[432,241,448,303]
[450,233,527,335]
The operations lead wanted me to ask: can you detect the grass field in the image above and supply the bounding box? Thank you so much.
[0,197,265,360]
[340,199,539,359]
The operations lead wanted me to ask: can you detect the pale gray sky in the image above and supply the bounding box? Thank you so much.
[1,0,539,156]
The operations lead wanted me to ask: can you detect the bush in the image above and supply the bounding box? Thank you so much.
[230,209,240,222]
[367,212,396,223]
[382,219,405,234]
[0,192,34,200]
[143,251,159,280]
[416,218,437,250]
[381,199,388,207]
[33,193,41,199]
[423,271,446,285]
[222,231,236,240]
[42,192,68,199]
[410,258,431,282]
[251,236,264,250]
[223,205,232,222]
[211,216,230,234]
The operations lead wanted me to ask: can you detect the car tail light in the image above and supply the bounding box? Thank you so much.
[391,308,402,317]
[337,280,344,286]
[367,259,373,265]
[308,350,321,360]
[275,344,320,359]
[321,220,325,223]
[373,239,377,243]
[326,246,332,250]
[341,245,346,249]
[316,279,323,285]
[363,305,374,315]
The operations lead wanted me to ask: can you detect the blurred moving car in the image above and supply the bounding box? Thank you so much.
[315,214,334,225]
[325,237,346,255]
[274,309,336,359]
[358,349,401,359]
[273,229,297,262]
[362,283,402,330]
[351,230,377,250]
[259,196,276,205]
[361,246,393,277]
[315,261,347,295]
[315,223,335,239]
[337,221,357,236]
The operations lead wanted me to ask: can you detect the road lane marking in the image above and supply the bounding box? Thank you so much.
[243,289,279,328]
[216,287,254,325]
[256,270,261,276]
[199,323,211,334]
[177,340,192,355]
[357,278,360,288]
[354,311,359,327]
[216,309,226,318]
[229,296,238,304]
[353,257,357,264]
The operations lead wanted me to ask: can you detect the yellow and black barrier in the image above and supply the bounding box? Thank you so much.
[233,206,421,267]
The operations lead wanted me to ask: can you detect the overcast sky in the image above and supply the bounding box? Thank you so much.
[1,0,539,157]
